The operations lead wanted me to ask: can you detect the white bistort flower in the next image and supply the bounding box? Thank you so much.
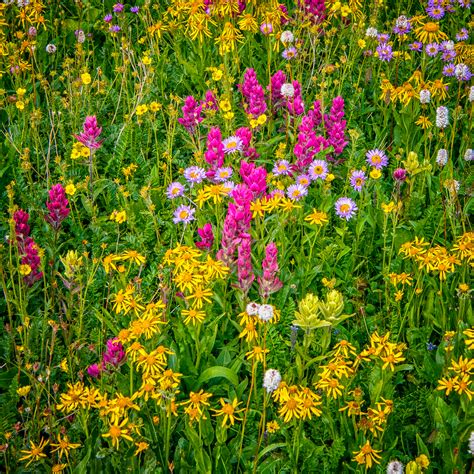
[263,369,281,393]
[258,304,274,322]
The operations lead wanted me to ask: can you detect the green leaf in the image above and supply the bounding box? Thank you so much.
[255,442,286,462]
[197,366,239,388]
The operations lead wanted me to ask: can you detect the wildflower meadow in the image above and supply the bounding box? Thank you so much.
[1,0,473,472]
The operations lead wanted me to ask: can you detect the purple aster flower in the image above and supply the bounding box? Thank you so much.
[166,182,185,199]
[184,166,206,185]
[296,174,311,187]
[377,33,390,43]
[442,50,456,62]
[335,197,358,221]
[454,63,472,81]
[440,40,455,53]
[350,170,367,192]
[109,25,121,33]
[376,43,393,61]
[308,160,328,180]
[425,42,439,57]
[104,14,113,23]
[113,3,124,13]
[173,205,195,224]
[222,136,243,154]
[409,41,423,52]
[282,47,298,60]
[222,180,235,192]
[130,6,140,13]
[366,149,388,169]
[393,168,407,182]
[273,160,291,176]
[456,28,469,41]
[426,5,445,19]
[393,15,411,35]
[457,0,470,8]
[442,63,456,77]
[260,22,273,35]
[215,167,233,182]
[286,183,308,201]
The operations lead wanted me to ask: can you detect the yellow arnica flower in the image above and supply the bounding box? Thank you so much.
[50,435,81,460]
[305,209,328,225]
[212,398,245,427]
[102,418,133,449]
[353,440,382,468]
[19,439,49,466]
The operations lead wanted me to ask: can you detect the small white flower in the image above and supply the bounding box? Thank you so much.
[263,369,281,393]
[258,304,274,322]
[280,82,295,99]
[469,85,474,102]
[464,149,473,161]
[246,302,260,316]
[468,431,474,455]
[419,89,431,104]
[387,460,404,474]
[46,43,57,54]
[436,149,448,166]
[436,106,449,129]
[280,30,294,44]
[365,27,378,38]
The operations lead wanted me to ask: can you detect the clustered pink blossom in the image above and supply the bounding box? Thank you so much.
[239,68,267,118]
[235,127,259,160]
[46,184,70,230]
[236,234,254,294]
[87,337,126,378]
[300,0,326,22]
[269,70,287,106]
[217,184,253,267]
[201,90,218,111]
[307,100,323,127]
[204,127,225,179]
[74,115,103,149]
[240,161,267,198]
[178,95,203,133]
[293,114,328,171]
[258,242,283,298]
[325,96,348,158]
[286,80,305,116]
[13,210,43,285]
[195,223,214,249]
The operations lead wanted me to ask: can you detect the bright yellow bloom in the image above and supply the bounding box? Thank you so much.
[102,418,133,449]
[212,398,245,427]
[353,440,382,468]
[182,308,206,325]
[185,286,213,309]
[50,435,81,460]
[81,72,91,85]
[278,396,302,422]
[134,441,149,456]
[245,345,269,363]
[17,385,31,397]
[19,439,49,466]
[305,209,328,225]
[453,374,474,400]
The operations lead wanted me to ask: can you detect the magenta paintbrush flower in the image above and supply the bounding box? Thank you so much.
[46,184,70,229]
[259,242,283,299]
[74,115,103,149]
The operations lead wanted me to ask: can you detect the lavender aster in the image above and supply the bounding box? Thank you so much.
[273,159,291,176]
[335,197,358,221]
[287,183,308,201]
[308,160,328,180]
[376,43,393,61]
[350,170,367,192]
[184,166,206,185]
[366,149,389,169]
[173,205,195,224]
[166,182,185,199]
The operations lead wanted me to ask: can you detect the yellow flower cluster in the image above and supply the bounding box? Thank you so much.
[399,232,473,281]
[195,183,233,208]
[380,71,449,107]
[163,244,229,325]
[355,332,406,371]
[70,141,90,160]
[135,101,162,117]
[272,383,322,422]
[437,355,474,401]
[103,250,146,274]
